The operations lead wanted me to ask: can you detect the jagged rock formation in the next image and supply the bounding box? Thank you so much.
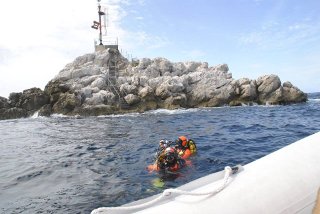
[0,88,49,120]
[0,48,307,120]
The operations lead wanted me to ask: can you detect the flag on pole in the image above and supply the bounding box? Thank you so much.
[91,21,100,30]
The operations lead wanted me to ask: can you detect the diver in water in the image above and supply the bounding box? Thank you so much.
[156,147,186,172]
[155,137,197,159]
[147,137,195,172]
[175,136,197,159]
[155,139,173,158]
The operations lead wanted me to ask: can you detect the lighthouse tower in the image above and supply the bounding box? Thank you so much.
[91,0,118,51]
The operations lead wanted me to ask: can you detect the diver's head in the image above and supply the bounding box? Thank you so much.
[165,147,176,163]
[159,139,168,149]
[177,136,188,148]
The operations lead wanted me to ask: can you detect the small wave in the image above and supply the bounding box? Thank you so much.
[144,108,199,115]
[240,102,259,107]
[29,111,47,119]
[87,145,100,151]
[16,170,51,182]
[50,114,82,119]
[97,108,198,117]
[308,98,320,102]
[264,102,281,107]
[97,112,141,118]
[51,113,69,118]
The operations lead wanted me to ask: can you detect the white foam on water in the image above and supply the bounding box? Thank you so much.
[50,114,84,119]
[97,112,141,118]
[50,113,69,118]
[308,98,320,102]
[30,111,39,118]
[144,108,199,115]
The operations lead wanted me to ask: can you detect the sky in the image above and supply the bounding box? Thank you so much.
[0,0,319,98]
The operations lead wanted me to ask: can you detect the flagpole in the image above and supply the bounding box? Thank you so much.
[98,3,103,45]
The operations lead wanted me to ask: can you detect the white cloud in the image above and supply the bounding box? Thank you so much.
[0,0,100,97]
[239,19,320,51]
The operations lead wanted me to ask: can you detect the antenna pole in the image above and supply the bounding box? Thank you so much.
[103,8,107,36]
[91,0,105,46]
[98,2,103,45]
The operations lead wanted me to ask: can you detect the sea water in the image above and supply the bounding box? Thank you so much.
[1,93,319,213]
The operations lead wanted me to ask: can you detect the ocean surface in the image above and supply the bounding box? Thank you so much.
[1,93,319,213]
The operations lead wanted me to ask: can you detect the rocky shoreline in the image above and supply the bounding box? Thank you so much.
[0,48,307,120]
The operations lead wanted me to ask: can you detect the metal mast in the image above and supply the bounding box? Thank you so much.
[91,0,105,45]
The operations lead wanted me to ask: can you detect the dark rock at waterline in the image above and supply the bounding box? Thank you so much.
[281,81,307,104]
[38,104,52,117]
[0,107,28,120]
[0,48,307,120]
[9,88,50,111]
[0,96,10,109]
[0,88,49,120]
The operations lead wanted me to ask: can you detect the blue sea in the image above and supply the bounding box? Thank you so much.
[1,93,319,213]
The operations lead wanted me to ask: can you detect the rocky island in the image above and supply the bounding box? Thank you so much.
[0,48,307,120]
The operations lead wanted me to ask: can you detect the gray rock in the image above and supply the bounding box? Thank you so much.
[283,81,293,88]
[148,77,167,91]
[38,104,52,117]
[257,74,282,104]
[208,82,237,107]
[52,93,81,114]
[184,61,202,73]
[137,58,152,69]
[7,88,49,112]
[282,84,307,104]
[75,104,114,116]
[156,78,185,100]
[124,94,140,105]
[265,87,284,105]
[8,92,23,107]
[237,78,257,101]
[215,64,229,72]
[139,76,149,87]
[120,83,138,95]
[172,62,186,76]
[45,80,70,105]
[138,86,154,100]
[90,77,107,89]
[164,94,187,108]
[0,107,28,120]
[0,96,10,109]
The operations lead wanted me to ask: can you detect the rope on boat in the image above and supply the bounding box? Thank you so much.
[91,165,242,214]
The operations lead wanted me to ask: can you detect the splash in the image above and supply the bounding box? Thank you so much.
[30,111,39,118]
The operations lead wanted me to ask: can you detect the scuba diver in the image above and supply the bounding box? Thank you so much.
[148,140,186,172]
[155,139,174,159]
[175,136,197,159]
[148,136,196,172]
[156,147,186,172]
[147,137,197,188]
